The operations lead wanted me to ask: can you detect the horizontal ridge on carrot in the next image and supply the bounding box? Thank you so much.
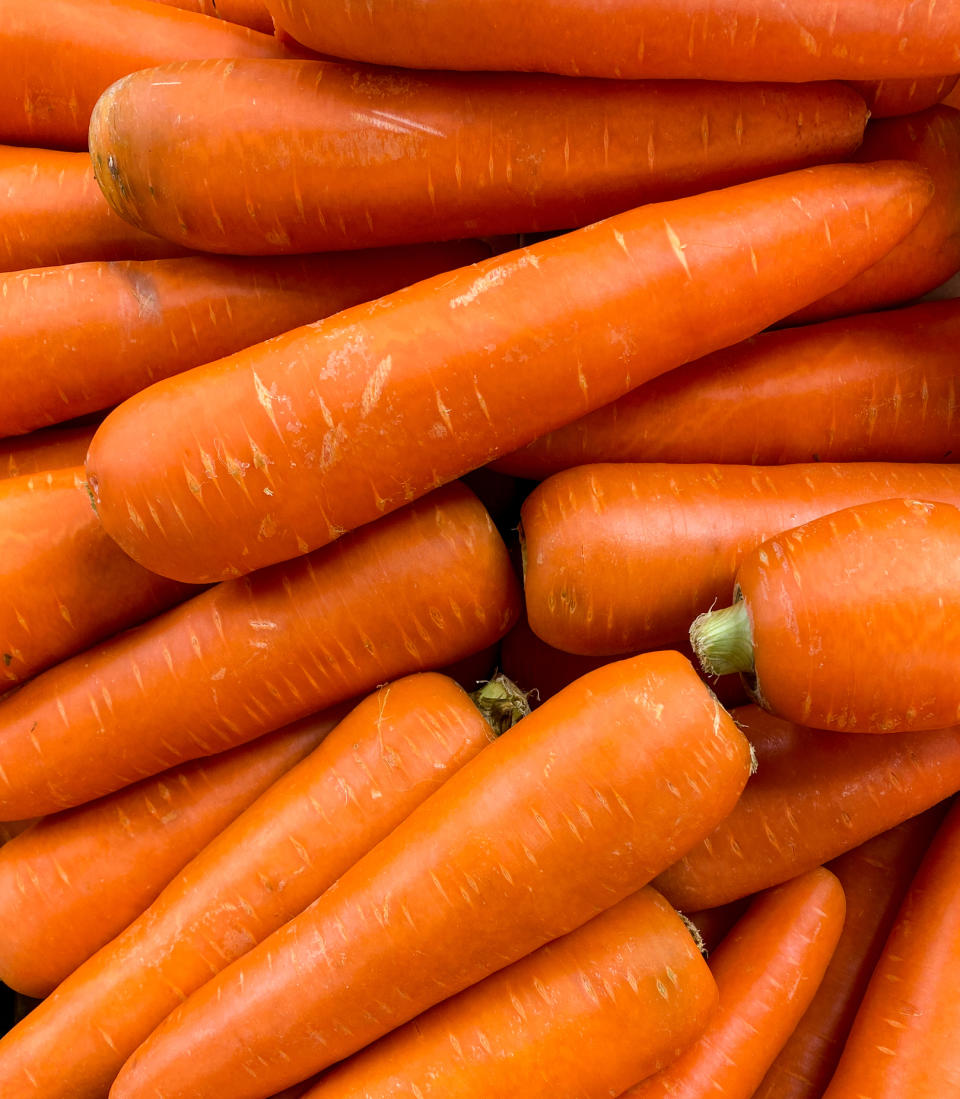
[85,161,933,584]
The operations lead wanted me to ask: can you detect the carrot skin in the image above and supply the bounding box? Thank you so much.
[0,423,99,481]
[522,462,960,657]
[0,707,341,999]
[0,481,520,820]
[622,867,845,1099]
[847,75,959,117]
[299,888,717,1099]
[84,161,934,584]
[147,0,275,34]
[654,705,960,911]
[90,59,867,255]
[109,651,753,1099]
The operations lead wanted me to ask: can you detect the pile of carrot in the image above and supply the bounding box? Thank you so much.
[2,1,960,1096]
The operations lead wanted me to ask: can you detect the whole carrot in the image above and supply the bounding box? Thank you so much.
[0,706,342,999]
[90,59,867,255]
[85,161,934,584]
[653,705,960,911]
[1,242,487,435]
[0,467,197,687]
[492,298,960,476]
[109,652,753,1099]
[0,672,507,1098]
[521,462,960,657]
[0,480,520,820]
[847,75,959,117]
[148,0,274,33]
[623,867,845,1099]
[298,888,716,1099]
[691,497,960,732]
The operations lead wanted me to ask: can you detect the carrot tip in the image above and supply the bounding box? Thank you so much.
[470,672,532,737]
[689,599,754,679]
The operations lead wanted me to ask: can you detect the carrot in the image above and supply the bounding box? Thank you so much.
[108,651,752,1099]
[263,0,960,82]
[83,161,934,584]
[690,497,960,733]
[0,481,519,820]
[0,0,302,151]
[0,671,512,1098]
[491,298,960,477]
[0,422,98,481]
[685,898,751,956]
[847,75,959,117]
[0,466,198,687]
[623,867,845,1099]
[821,798,960,1097]
[147,0,275,33]
[791,105,960,322]
[0,819,34,846]
[521,462,960,657]
[0,146,188,274]
[0,705,343,1000]
[90,59,867,255]
[653,705,960,911]
[1,242,487,436]
[296,887,716,1099]
[753,807,946,1099]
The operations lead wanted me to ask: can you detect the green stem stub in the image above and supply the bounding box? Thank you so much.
[470,672,532,738]
[689,599,755,678]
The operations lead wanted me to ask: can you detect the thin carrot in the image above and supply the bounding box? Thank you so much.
[0,706,343,999]
[847,75,959,117]
[147,0,275,33]
[90,59,867,255]
[0,242,487,435]
[492,298,960,476]
[84,161,934,584]
[0,481,519,820]
[521,462,960,657]
[0,672,508,1098]
[690,497,960,732]
[623,867,845,1099]
[0,467,198,687]
[653,705,960,911]
[0,422,98,481]
[108,651,753,1099]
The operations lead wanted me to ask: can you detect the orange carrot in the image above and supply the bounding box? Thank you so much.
[0,707,343,999]
[147,0,275,33]
[847,75,959,117]
[109,652,752,1099]
[0,422,98,481]
[83,161,934,584]
[0,481,519,820]
[623,867,845,1099]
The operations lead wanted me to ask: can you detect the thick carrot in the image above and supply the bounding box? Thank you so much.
[821,798,960,1097]
[0,467,198,687]
[90,59,867,255]
[753,808,946,1099]
[109,652,753,1099]
[521,462,960,656]
[653,705,960,911]
[1,242,487,436]
[691,497,960,732]
[0,0,301,151]
[0,706,342,1000]
[0,146,188,273]
[0,422,98,481]
[264,0,960,82]
[847,75,959,117]
[622,867,845,1099]
[148,0,275,33]
[492,298,960,476]
[0,481,519,820]
[84,161,934,584]
[297,888,716,1099]
[0,672,505,1098]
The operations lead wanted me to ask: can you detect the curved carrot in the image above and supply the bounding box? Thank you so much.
[653,705,960,911]
[0,706,342,999]
[0,672,504,1098]
[264,0,960,82]
[84,161,933,584]
[148,0,275,33]
[492,298,960,476]
[0,467,197,687]
[299,888,716,1099]
[847,75,959,117]
[90,59,867,255]
[623,867,845,1099]
[0,422,98,481]
[0,0,300,151]
[1,242,487,435]
[0,481,519,820]
[691,497,960,732]
[521,462,960,657]
[753,808,946,1099]
[109,652,753,1099]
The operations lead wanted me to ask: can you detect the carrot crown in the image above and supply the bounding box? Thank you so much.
[689,599,755,679]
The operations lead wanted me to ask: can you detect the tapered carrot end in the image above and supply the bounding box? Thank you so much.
[690,599,754,679]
